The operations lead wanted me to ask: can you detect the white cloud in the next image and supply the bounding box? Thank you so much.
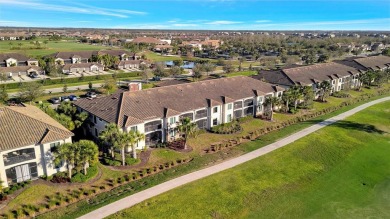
[0,0,146,18]
[0,20,30,26]
[255,20,271,23]
[205,20,242,25]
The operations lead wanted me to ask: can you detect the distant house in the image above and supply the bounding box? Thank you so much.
[116,60,149,70]
[0,66,44,77]
[0,104,73,188]
[0,53,37,67]
[62,62,104,74]
[370,42,385,52]
[131,37,166,45]
[353,55,390,71]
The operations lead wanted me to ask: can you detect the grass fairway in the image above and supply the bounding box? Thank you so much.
[109,101,390,219]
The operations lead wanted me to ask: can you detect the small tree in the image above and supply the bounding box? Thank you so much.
[99,123,120,158]
[63,84,68,93]
[128,130,145,159]
[290,85,304,110]
[54,143,77,179]
[18,82,44,103]
[264,96,280,121]
[0,85,8,104]
[153,62,167,77]
[176,117,198,150]
[301,86,314,109]
[173,59,184,67]
[192,64,203,81]
[202,63,216,76]
[319,81,332,102]
[88,81,93,91]
[223,61,235,73]
[76,140,98,175]
[101,78,117,95]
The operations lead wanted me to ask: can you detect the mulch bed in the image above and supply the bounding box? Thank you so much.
[107,149,152,170]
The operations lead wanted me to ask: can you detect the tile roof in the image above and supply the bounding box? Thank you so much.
[98,50,134,57]
[75,76,283,127]
[0,53,29,62]
[0,104,73,151]
[0,66,43,74]
[52,51,96,59]
[353,55,390,70]
[282,62,359,85]
[62,62,104,71]
[131,37,164,44]
[252,69,295,86]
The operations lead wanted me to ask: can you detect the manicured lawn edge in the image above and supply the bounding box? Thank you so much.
[35,92,390,219]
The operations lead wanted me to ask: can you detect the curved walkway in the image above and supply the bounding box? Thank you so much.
[79,97,390,219]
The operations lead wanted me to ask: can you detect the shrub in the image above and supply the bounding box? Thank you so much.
[125,157,140,166]
[211,120,242,134]
[70,166,98,183]
[332,91,351,98]
[51,172,70,183]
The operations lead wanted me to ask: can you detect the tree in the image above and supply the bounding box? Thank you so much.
[101,78,117,94]
[264,96,280,121]
[192,64,203,81]
[169,66,182,76]
[375,70,387,87]
[203,63,216,76]
[222,61,235,73]
[113,131,130,166]
[317,54,329,63]
[176,117,198,150]
[128,130,145,159]
[301,86,315,109]
[76,140,98,175]
[319,81,332,102]
[88,81,93,91]
[382,48,390,57]
[57,101,76,115]
[63,84,68,93]
[0,85,8,103]
[281,89,292,113]
[290,85,304,110]
[173,59,184,67]
[0,73,7,82]
[56,113,76,130]
[99,123,121,158]
[153,62,168,77]
[54,143,77,179]
[18,82,44,103]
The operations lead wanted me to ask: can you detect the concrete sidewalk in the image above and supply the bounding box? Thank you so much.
[79,96,390,219]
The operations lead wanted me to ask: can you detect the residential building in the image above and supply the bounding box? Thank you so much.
[62,62,104,74]
[0,104,73,188]
[116,60,149,70]
[353,55,390,71]
[0,53,37,67]
[0,66,44,78]
[74,76,284,149]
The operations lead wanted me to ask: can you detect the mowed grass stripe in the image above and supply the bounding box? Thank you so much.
[108,101,390,219]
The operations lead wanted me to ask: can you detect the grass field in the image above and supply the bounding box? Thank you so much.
[0,38,109,57]
[109,101,390,219]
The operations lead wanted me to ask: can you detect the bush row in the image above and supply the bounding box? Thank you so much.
[4,72,140,90]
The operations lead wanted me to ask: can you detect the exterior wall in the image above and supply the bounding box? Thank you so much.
[6,58,17,67]
[27,61,39,66]
[0,137,71,188]
[124,123,146,151]
[209,105,222,128]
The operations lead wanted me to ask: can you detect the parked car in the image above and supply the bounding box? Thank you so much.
[68,94,78,101]
[50,97,60,104]
[86,92,97,98]
[61,96,70,102]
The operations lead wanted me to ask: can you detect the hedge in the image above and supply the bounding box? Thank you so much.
[4,71,140,90]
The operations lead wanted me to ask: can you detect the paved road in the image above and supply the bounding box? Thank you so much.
[9,83,105,97]
[78,96,390,219]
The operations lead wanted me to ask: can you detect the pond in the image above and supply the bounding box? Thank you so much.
[165,61,195,69]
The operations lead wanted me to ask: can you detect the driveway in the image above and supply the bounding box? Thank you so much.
[78,96,390,219]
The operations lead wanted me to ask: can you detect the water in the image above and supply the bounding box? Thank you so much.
[165,61,195,69]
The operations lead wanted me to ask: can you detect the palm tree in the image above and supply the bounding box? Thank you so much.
[114,131,130,166]
[77,140,98,175]
[356,74,365,91]
[54,143,77,179]
[290,85,303,110]
[264,96,280,121]
[301,86,314,109]
[319,81,332,102]
[281,89,293,112]
[128,130,145,159]
[99,123,121,158]
[176,117,198,150]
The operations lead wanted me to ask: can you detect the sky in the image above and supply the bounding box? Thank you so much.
[0,0,389,30]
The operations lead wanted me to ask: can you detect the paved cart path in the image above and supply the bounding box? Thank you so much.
[79,96,390,219]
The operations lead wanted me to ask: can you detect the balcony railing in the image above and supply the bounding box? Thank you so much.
[145,124,162,133]
[3,152,36,166]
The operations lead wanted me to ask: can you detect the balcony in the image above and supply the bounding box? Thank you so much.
[3,151,36,166]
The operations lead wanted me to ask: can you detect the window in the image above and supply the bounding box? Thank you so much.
[234,101,242,109]
[5,162,38,184]
[213,118,218,126]
[244,99,254,107]
[227,104,232,110]
[145,120,162,132]
[258,104,263,112]
[196,119,207,129]
[180,113,194,121]
[234,110,242,118]
[213,107,218,113]
[93,115,97,124]
[258,97,263,103]
[130,126,137,132]
[169,117,176,124]
[50,142,60,153]
[244,107,254,116]
[227,114,232,122]
[169,129,175,137]
[95,128,98,136]
[195,109,207,119]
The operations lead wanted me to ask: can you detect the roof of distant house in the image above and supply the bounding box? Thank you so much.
[353,55,390,70]
[74,76,283,127]
[0,53,29,62]
[252,70,294,86]
[62,62,104,71]
[0,104,73,151]
[282,62,361,85]
[0,66,43,74]
[131,37,164,44]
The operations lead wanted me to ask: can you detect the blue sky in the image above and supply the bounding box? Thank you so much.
[0,0,389,30]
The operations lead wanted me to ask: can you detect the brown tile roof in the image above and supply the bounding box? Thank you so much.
[253,69,294,86]
[0,104,73,151]
[75,76,283,127]
[62,62,104,71]
[132,37,164,44]
[117,60,143,66]
[282,62,359,85]
[98,50,134,57]
[0,53,29,62]
[0,66,43,74]
[155,79,190,87]
[354,55,390,70]
[51,51,96,59]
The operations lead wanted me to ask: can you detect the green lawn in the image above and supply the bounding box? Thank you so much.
[109,101,390,219]
[0,38,108,57]
[142,51,181,62]
[225,71,257,77]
